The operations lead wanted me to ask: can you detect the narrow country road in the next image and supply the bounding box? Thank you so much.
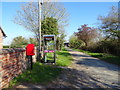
[65,48,120,88]
[15,48,120,89]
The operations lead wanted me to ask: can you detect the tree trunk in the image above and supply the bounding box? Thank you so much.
[85,42,88,47]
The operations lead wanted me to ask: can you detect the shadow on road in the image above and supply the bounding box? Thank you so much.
[66,48,119,72]
[46,67,120,89]
[75,56,119,72]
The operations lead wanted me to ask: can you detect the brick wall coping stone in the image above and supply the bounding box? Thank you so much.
[0,48,25,55]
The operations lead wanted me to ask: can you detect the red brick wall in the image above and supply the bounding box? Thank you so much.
[0,48,28,88]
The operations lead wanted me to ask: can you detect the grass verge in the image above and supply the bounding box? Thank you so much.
[73,48,120,66]
[56,49,73,66]
[9,48,72,87]
[9,62,63,87]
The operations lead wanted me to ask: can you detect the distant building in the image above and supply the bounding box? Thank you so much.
[0,27,7,49]
[64,42,69,47]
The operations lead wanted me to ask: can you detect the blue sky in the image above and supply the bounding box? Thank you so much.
[1,2,118,45]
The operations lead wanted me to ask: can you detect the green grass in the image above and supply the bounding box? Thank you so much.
[46,53,54,61]
[9,48,72,88]
[9,62,63,87]
[56,50,73,66]
[73,48,120,66]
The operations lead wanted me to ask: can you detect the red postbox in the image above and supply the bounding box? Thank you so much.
[26,44,35,56]
[26,44,35,69]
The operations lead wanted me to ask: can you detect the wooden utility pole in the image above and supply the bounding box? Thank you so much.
[38,0,43,61]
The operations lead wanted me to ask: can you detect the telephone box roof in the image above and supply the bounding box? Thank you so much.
[43,35,55,38]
